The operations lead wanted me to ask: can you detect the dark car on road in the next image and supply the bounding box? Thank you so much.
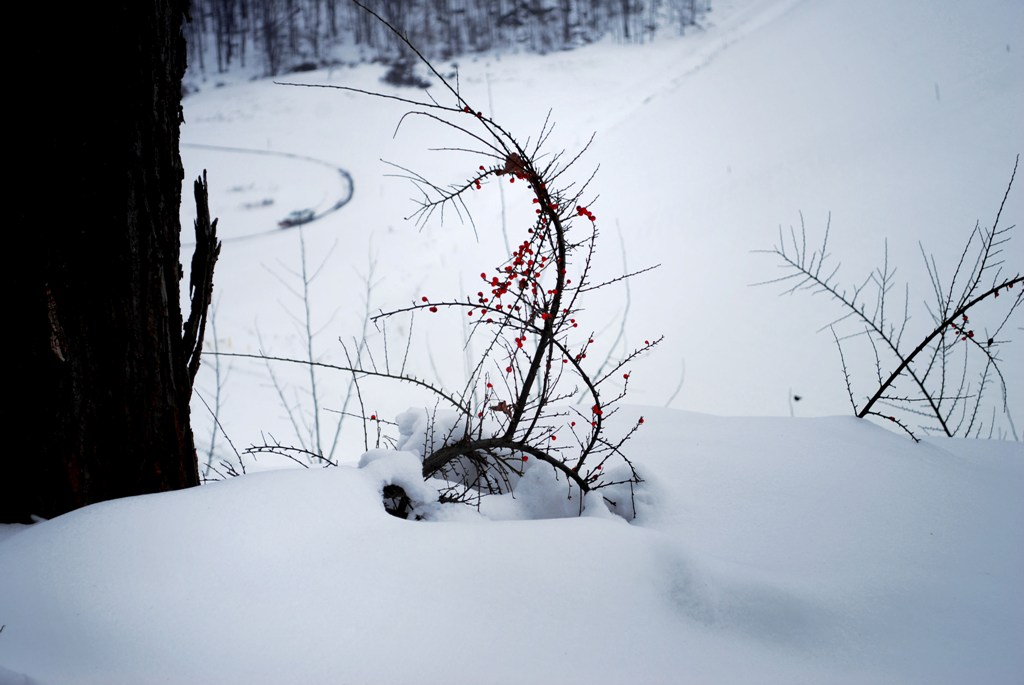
[278,208,315,228]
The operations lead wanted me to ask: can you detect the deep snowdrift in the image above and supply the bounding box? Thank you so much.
[1,410,1022,684]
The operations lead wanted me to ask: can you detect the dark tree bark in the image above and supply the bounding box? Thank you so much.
[6,0,215,522]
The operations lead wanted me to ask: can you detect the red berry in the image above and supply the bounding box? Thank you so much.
[429,306,438,313]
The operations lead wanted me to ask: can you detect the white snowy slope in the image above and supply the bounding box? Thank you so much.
[0,410,1022,684]
[175,0,1022,459]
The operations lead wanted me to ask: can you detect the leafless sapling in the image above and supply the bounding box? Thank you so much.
[757,156,1021,441]
[250,0,663,512]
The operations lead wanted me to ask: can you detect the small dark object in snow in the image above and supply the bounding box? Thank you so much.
[278,209,315,228]
[382,61,431,89]
[383,484,412,519]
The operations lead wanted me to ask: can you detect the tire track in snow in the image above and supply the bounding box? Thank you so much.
[182,142,354,244]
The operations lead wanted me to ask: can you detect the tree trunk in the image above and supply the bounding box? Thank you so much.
[6,0,205,522]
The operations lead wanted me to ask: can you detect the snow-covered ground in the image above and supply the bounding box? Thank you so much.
[2,0,1022,682]
[2,410,1022,684]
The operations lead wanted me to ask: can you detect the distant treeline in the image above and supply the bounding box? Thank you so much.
[186,0,711,78]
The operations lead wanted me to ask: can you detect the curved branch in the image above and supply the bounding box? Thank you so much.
[858,275,1022,421]
[212,351,472,416]
[422,436,590,494]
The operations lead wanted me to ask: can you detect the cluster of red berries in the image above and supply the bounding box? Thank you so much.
[949,314,975,342]
[532,198,559,215]
[994,279,1018,298]
[576,205,596,222]
[481,236,549,303]
[422,149,655,470]
[419,296,440,314]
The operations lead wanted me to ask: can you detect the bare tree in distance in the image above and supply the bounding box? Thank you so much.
[185,0,710,78]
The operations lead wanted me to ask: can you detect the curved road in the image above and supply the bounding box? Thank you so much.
[182,142,354,243]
